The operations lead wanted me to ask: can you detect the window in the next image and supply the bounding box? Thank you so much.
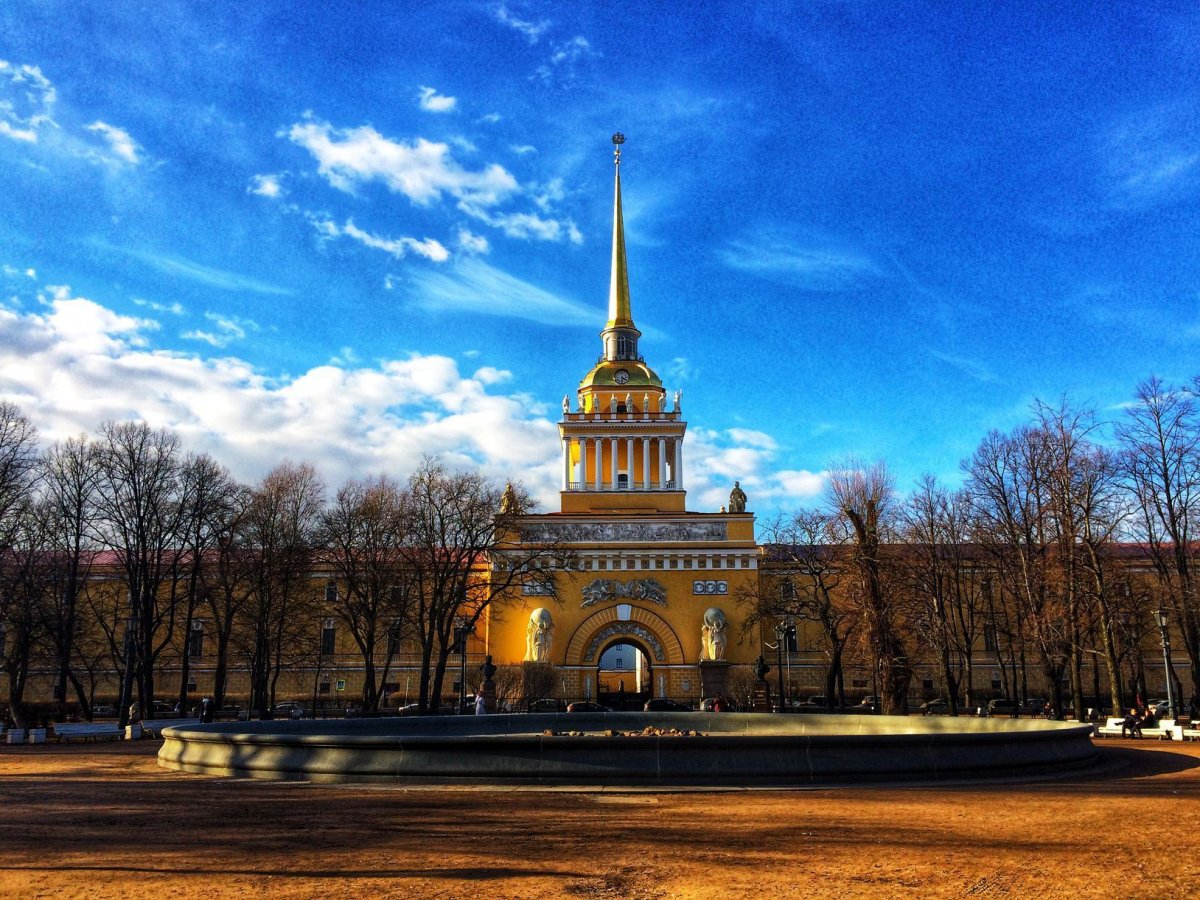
[324,582,338,604]
[983,625,997,652]
[922,679,934,691]
[321,619,336,656]
[187,621,204,659]
[319,681,331,695]
[186,680,197,693]
[387,622,402,659]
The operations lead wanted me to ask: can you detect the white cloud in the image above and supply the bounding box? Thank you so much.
[182,311,259,348]
[248,173,285,198]
[133,297,185,316]
[667,357,695,382]
[0,60,56,143]
[491,3,550,43]
[311,216,450,263]
[0,286,564,504]
[1103,104,1200,208]
[457,229,490,255]
[417,86,457,113]
[480,113,502,124]
[285,116,518,207]
[86,121,141,164]
[511,144,536,155]
[465,208,581,243]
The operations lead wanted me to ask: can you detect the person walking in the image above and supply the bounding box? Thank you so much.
[475,693,486,716]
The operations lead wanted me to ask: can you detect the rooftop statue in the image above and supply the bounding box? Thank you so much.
[729,481,747,513]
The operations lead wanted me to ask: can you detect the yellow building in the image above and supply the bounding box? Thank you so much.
[484,135,759,705]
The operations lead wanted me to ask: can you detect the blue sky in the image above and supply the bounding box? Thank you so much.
[2,3,1199,522]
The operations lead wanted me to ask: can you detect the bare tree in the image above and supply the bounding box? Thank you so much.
[900,477,987,715]
[826,460,913,714]
[93,422,189,724]
[40,436,101,713]
[965,426,1071,716]
[403,459,568,712]
[174,453,242,712]
[754,512,855,708]
[320,474,414,711]
[237,461,324,716]
[1116,376,1200,708]
[200,486,255,708]
[0,401,41,726]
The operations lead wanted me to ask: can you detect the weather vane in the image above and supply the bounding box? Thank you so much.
[612,132,625,166]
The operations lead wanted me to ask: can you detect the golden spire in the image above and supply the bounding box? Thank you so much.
[606,132,634,329]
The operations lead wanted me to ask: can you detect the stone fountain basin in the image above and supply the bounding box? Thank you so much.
[157,712,1096,786]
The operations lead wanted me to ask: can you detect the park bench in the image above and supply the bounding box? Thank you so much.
[1096,717,1180,739]
[51,722,123,743]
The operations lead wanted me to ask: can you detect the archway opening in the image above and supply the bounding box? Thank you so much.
[597,640,652,710]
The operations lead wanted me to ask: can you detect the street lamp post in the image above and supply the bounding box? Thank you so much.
[1156,609,1177,719]
[773,619,796,712]
[455,620,476,715]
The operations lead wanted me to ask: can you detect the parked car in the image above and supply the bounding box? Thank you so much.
[528,698,566,713]
[1148,699,1175,717]
[273,701,306,719]
[643,698,692,712]
[986,698,1020,717]
[700,697,739,712]
[566,701,611,713]
[847,696,880,714]
[921,698,949,716]
[396,703,425,716]
[1021,698,1049,716]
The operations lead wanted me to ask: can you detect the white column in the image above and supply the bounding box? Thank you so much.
[642,438,650,490]
[593,439,603,490]
[658,438,667,487]
[562,438,570,490]
[626,437,634,489]
[580,439,589,490]
[610,437,618,488]
[674,438,683,490]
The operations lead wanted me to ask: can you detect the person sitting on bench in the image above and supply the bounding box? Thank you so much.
[1121,709,1143,738]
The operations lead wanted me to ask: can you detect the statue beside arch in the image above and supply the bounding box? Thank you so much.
[525,607,555,662]
[701,607,727,661]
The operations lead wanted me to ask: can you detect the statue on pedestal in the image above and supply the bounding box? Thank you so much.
[525,608,555,662]
[701,607,727,661]
[728,481,747,513]
[500,481,518,514]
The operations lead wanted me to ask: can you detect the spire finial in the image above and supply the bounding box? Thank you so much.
[612,132,625,167]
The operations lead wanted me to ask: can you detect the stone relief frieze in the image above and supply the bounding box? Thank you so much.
[580,578,667,608]
[520,521,726,544]
[584,623,667,664]
[692,580,728,595]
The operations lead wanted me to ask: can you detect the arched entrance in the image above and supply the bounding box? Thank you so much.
[597,638,653,710]
[564,605,686,709]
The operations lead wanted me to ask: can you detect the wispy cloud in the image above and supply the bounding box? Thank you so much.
[248,173,285,198]
[99,243,294,296]
[535,36,599,85]
[311,216,450,262]
[930,350,998,384]
[133,297,185,316]
[406,257,593,325]
[1103,104,1200,208]
[0,60,56,143]
[182,311,260,348]
[86,121,141,164]
[491,3,551,44]
[721,229,879,291]
[417,85,457,113]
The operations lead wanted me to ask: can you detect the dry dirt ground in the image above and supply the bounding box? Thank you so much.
[1,739,1198,898]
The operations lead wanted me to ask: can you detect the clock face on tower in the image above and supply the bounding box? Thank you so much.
[614,369,630,384]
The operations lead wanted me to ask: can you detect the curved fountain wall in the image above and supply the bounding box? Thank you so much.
[157,712,1097,786]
